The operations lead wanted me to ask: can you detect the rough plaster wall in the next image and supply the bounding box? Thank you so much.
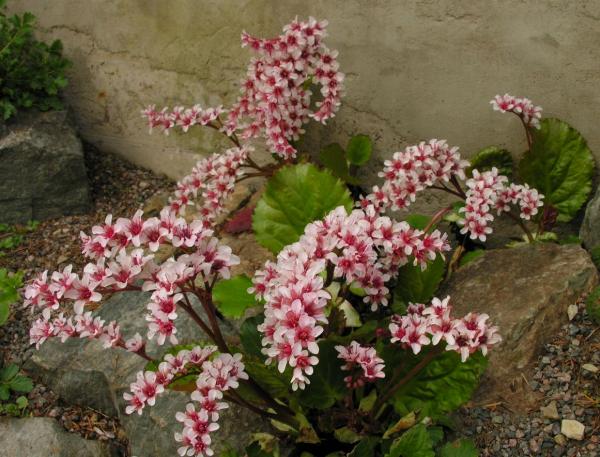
[8,0,600,205]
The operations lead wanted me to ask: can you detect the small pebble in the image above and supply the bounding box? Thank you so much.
[561,419,585,440]
[567,304,578,321]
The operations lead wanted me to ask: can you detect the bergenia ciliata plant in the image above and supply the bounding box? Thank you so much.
[23,16,579,457]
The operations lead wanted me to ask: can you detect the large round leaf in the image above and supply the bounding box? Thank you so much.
[212,274,256,318]
[391,351,487,418]
[519,118,595,222]
[253,163,353,253]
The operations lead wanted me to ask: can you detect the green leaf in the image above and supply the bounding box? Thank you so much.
[240,315,265,360]
[394,255,445,305]
[590,246,600,271]
[383,411,417,439]
[386,425,435,457]
[340,300,362,327]
[459,250,485,267]
[392,351,488,418]
[212,275,256,318]
[167,374,198,392]
[349,437,379,457]
[297,340,345,409]
[0,385,9,401]
[426,426,445,447]
[585,286,600,325]
[253,164,353,253]
[519,118,595,222]
[0,363,18,382]
[9,375,33,393]
[245,442,273,457]
[0,301,9,325]
[244,361,289,399]
[15,395,28,409]
[358,389,377,412]
[319,143,358,184]
[405,214,431,231]
[347,135,373,166]
[467,147,513,178]
[438,439,479,457]
[334,426,362,444]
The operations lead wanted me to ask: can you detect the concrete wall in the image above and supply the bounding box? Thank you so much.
[8,0,600,183]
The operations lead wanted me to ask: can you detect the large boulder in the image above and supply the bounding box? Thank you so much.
[0,111,90,223]
[25,292,271,456]
[440,243,597,409]
[580,185,600,251]
[0,417,115,457]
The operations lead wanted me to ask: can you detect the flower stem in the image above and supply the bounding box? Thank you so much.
[506,211,535,243]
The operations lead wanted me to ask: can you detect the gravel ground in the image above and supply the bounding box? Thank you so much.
[0,143,173,455]
[458,297,600,456]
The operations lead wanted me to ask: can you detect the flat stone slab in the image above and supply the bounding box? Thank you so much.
[25,291,269,456]
[0,417,114,457]
[440,243,598,408]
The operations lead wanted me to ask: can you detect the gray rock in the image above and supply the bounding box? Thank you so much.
[0,111,90,223]
[581,185,600,251]
[0,417,114,457]
[25,291,271,456]
[440,243,598,410]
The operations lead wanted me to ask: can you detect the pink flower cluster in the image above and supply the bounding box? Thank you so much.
[142,237,239,345]
[490,94,543,129]
[459,168,544,242]
[253,205,449,390]
[25,202,239,348]
[142,105,225,134]
[226,17,344,159]
[29,310,122,350]
[389,296,501,362]
[335,341,385,388]
[175,353,248,457]
[141,18,343,159]
[361,139,469,212]
[168,146,250,221]
[124,346,217,416]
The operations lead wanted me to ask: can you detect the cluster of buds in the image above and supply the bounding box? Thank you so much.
[253,205,450,390]
[335,341,385,388]
[142,105,225,134]
[490,93,543,129]
[459,168,544,241]
[168,146,251,220]
[389,296,501,362]
[361,139,469,212]
[175,353,248,457]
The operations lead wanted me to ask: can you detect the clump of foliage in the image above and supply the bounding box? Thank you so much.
[0,362,33,417]
[0,220,38,256]
[21,17,596,457]
[585,286,600,325]
[0,268,22,325]
[0,0,70,120]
